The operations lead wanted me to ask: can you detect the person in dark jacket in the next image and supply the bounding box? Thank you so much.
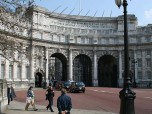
[57,88,72,114]
[46,86,55,112]
[7,84,16,105]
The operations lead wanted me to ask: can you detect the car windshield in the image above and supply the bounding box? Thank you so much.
[64,81,71,85]
[76,82,84,86]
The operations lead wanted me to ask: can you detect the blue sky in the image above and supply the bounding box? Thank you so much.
[35,0,152,26]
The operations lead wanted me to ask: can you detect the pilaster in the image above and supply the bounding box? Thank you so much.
[69,49,73,80]
[13,50,18,81]
[93,50,98,86]
[118,50,123,87]
[45,47,49,82]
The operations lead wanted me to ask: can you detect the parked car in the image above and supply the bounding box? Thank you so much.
[69,81,85,93]
[55,81,64,90]
[63,81,74,92]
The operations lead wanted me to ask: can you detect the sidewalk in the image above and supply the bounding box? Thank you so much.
[5,100,117,114]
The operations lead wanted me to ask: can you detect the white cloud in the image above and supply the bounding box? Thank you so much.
[144,8,152,19]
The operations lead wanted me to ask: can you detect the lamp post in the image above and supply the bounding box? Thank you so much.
[132,59,137,88]
[115,0,136,114]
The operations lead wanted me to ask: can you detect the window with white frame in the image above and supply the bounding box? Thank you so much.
[40,32,43,39]
[147,71,151,80]
[98,38,102,44]
[81,37,85,44]
[26,66,30,79]
[137,59,142,67]
[146,37,151,42]
[137,50,142,57]
[1,64,5,79]
[137,71,142,80]
[86,38,92,44]
[9,65,13,79]
[17,65,21,79]
[137,38,141,43]
[146,50,151,56]
[50,34,53,41]
[146,58,151,67]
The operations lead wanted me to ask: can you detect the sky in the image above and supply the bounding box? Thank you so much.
[35,0,152,26]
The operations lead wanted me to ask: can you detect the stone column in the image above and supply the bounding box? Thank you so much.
[118,50,123,87]
[5,59,9,80]
[134,51,137,81]
[0,50,1,79]
[30,45,35,84]
[13,51,18,81]
[45,47,49,85]
[21,63,26,81]
[93,50,98,86]
[21,46,26,81]
[69,49,73,80]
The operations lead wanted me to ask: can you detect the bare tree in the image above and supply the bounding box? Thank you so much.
[0,0,35,61]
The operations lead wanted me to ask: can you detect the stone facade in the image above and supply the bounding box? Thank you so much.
[0,6,152,88]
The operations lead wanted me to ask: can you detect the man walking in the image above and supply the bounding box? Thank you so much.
[7,84,16,105]
[57,88,72,114]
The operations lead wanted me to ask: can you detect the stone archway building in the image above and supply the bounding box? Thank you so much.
[0,6,152,88]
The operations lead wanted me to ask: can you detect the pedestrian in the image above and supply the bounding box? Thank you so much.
[57,88,72,114]
[7,84,16,105]
[46,86,55,112]
[25,86,38,111]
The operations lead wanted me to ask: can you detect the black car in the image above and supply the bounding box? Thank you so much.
[63,81,73,91]
[70,81,85,93]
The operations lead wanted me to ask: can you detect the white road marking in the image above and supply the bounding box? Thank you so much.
[92,89,114,94]
[144,97,152,100]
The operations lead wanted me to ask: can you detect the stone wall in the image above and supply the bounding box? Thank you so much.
[0,79,8,113]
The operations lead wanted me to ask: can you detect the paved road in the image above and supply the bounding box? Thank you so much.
[12,87,152,114]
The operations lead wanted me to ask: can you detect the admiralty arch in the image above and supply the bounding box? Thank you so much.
[0,6,152,88]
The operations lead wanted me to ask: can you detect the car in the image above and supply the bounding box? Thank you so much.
[55,81,64,90]
[63,81,75,92]
[69,81,85,93]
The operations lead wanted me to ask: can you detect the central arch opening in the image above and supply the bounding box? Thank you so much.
[98,55,118,87]
[73,54,92,86]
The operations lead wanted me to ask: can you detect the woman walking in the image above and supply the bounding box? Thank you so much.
[25,86,38,111]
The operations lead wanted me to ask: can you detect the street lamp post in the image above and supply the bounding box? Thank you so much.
[115,0,136,114]
[132,59,137,88]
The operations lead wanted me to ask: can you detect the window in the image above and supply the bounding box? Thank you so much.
[86,38,92,44]
[50,34,53,41]
[137,59,142,67]
[81,38,85,44]
[146,50,151,56]
[26,66,30,79]
[146,58,151,67]
[137,50,142,57]
[1,64,5,79]
[137,38,141,43]
[147,71,151,80]
[98,38,102,44]
[17,65,21,79]
[40,32,43,39]
[9,65,13,79]
[137,71,142,80]
[146,37,151,42]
